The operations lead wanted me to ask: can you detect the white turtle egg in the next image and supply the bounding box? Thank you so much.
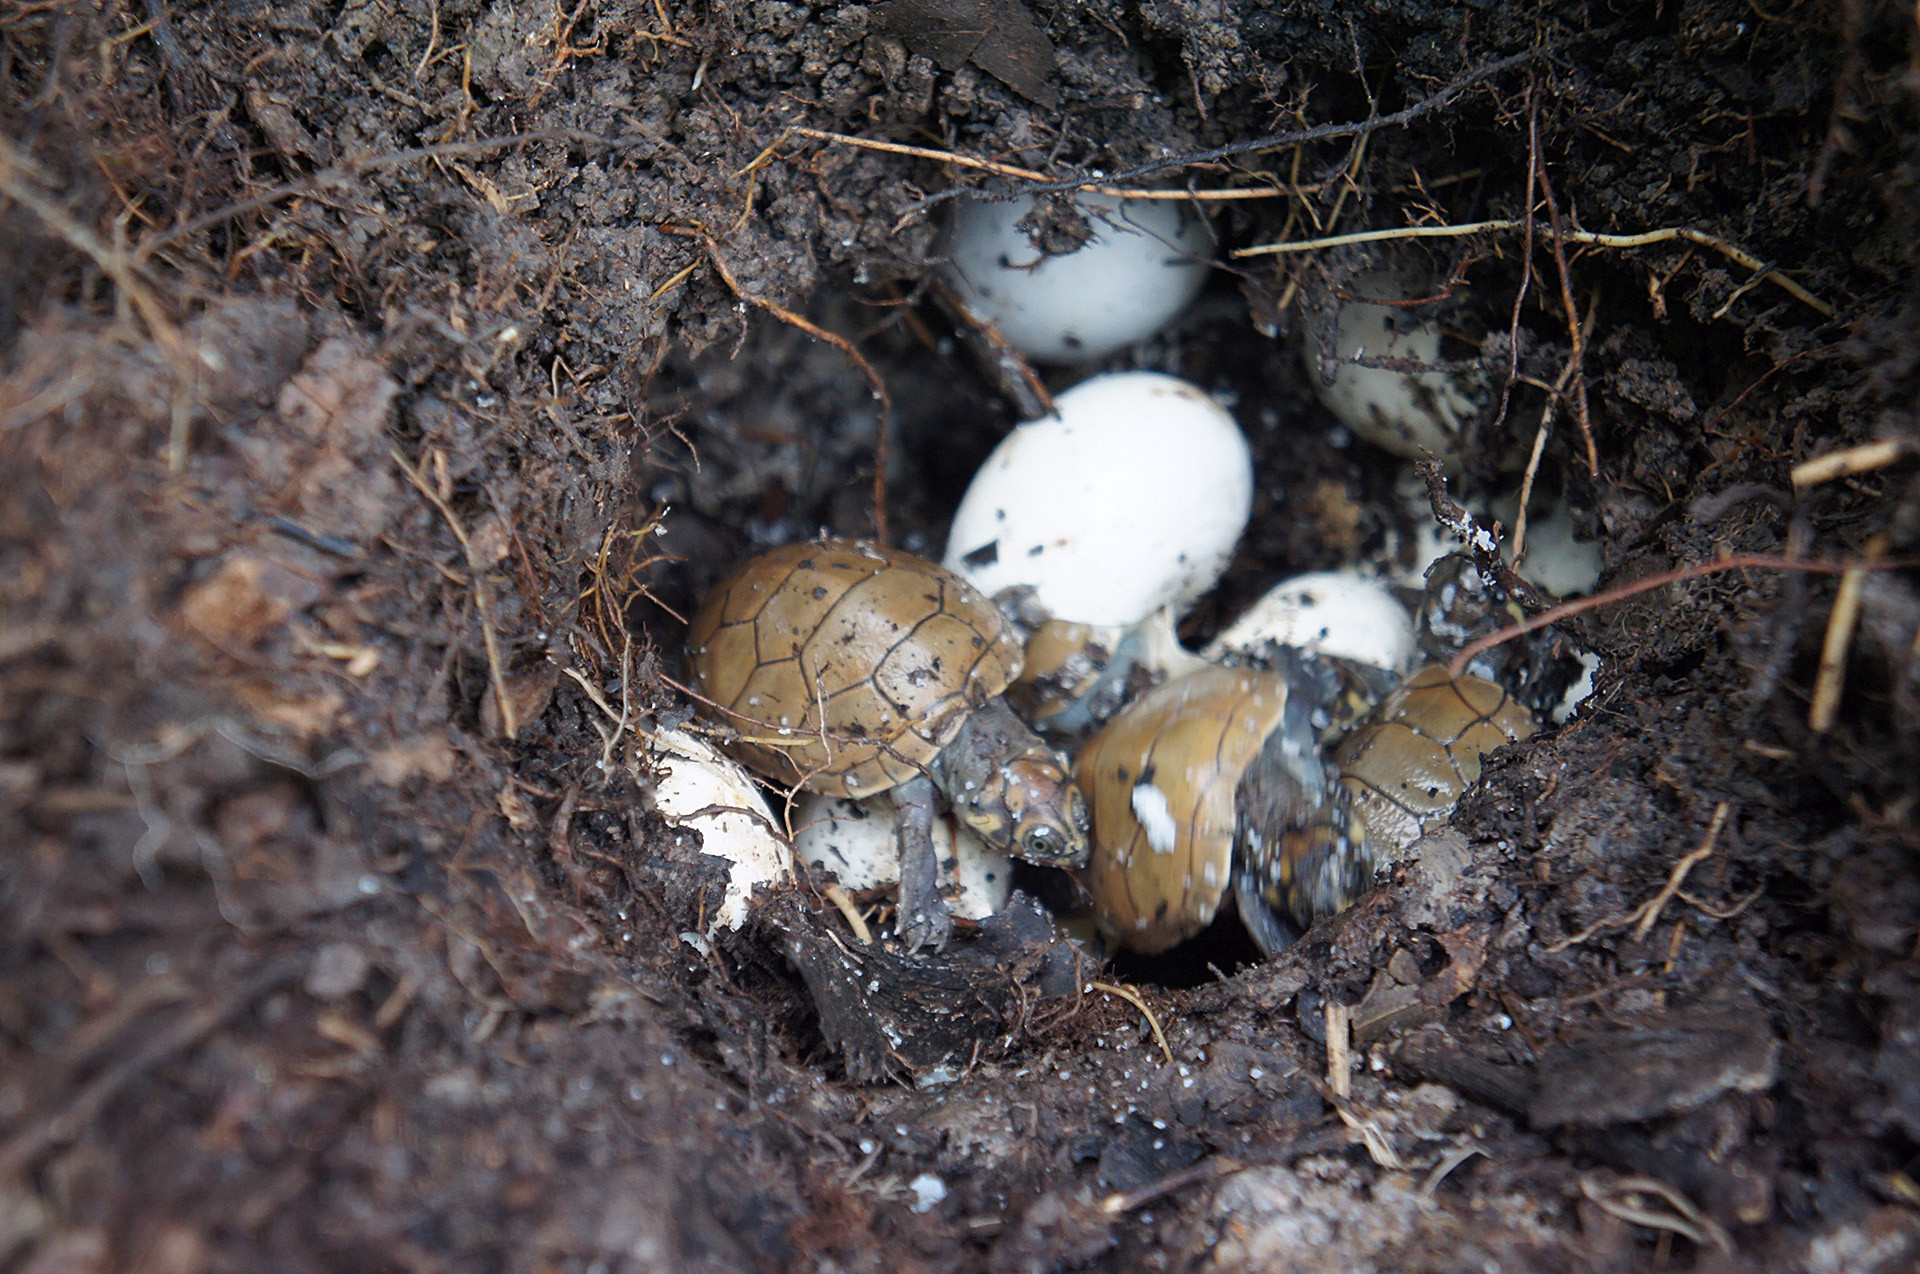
[641,728,792,932]
[946,193,1211,363]
[944,371,1253,628]
[790,793,1011,921]
[1204,570,1416,673]
[1507,499,1603,597]
[1305,270,1485,463]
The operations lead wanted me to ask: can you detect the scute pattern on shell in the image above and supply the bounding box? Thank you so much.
[1329,663,1535,857]
[1076,666,1294,954]
[685,541,1025,799]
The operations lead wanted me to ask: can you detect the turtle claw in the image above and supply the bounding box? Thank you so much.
[899,895,954,953]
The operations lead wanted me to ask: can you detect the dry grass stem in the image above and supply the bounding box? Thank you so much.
[1234,220,1835,318]
[786,126,1282,201]
[820,882,873,944]
[1810,533,1886,733]
[1086,980,1173,1065]
[1791,438,1910,488]
[1448,552,1917,681]
[391,448,520,738]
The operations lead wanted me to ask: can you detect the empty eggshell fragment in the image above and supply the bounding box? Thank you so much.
[641,727,792,932]
[790,792,1012,921]
[1204,570,1417,674]
[946,193,1212,363]
[944,371,1254,629]
[1306,269,1485,463]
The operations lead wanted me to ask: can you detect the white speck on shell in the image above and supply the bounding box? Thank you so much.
[1131,782,1179,854]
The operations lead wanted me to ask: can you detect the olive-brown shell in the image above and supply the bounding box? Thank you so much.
[1075,666,1294,954]
[685,540,1025,799]
[1329,663,1534,857]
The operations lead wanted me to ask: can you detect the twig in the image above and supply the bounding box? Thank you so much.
[1233,220,1835,318]
[821,881,874,944]
[1545,803,1730,953]
[1325,1000,1352,1100]
[1791,438,1910,488]
[903,47,1541,218]
[1632,802,1728,941]
[1087,980,1173,1065]
[785,126,1281,201]
[1100,1157,1242,1215]
[1532,123,1598,476]
[392,448,520,738]
[1447,552,1918,681]
[1580,1174,1732,1254]
[1810,533,1886,733]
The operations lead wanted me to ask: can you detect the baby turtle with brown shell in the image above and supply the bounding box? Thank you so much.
[1074,660,1370,956]
[685,540,1089,949]
[1078,658,1538,956]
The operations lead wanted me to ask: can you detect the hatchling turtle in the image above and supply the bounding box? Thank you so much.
[684,539,1089,949]
[1074,660,1370,956]
[1325,662,1535,860]
[1078,659,1538,956]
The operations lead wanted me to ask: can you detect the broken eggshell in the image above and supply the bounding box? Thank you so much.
[790,792,1012,921]
[641,727,792,932]
[1305,269,1486,464]
[945,192,1212,363]
[944,371,1254,629]
[1204,570,1417,675]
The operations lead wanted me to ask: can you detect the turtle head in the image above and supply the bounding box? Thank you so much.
[931,701,1091,869]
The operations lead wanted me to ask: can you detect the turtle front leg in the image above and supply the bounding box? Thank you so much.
[891,775,952,952]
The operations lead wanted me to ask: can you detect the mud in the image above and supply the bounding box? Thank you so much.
[3,1,1919,1270]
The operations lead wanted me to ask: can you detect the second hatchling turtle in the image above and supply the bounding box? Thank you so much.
[1074,662,1371,956]
[684,539,1089,949]
[1326,663,1536,860]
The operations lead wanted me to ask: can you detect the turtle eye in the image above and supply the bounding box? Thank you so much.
[1019,825,1058,860]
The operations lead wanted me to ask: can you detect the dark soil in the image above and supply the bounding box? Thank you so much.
[4,1,1920,1270]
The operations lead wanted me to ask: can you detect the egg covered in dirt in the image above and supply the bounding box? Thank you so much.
[1305,269,1486,464]
[1204,570,1417,675]
[946,192,1212,363]
[790,792,1012,921]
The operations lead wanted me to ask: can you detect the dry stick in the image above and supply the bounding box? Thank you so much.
[1446,552,1917,683]
[904,46,1542,218]
[1792,438,1912,488]
[1632,802,1729,941]
[1325,1000,1352,1100]
[1532,122,1599,477]
[391,448,520,739]
[1810,532,1887,733]
[686,232,896,545]
[785,126,1285,201]
[1086,980,1174,1066]
[820,881,874,944]
[1486,77,1541,449]
[1235,221,1836,319]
